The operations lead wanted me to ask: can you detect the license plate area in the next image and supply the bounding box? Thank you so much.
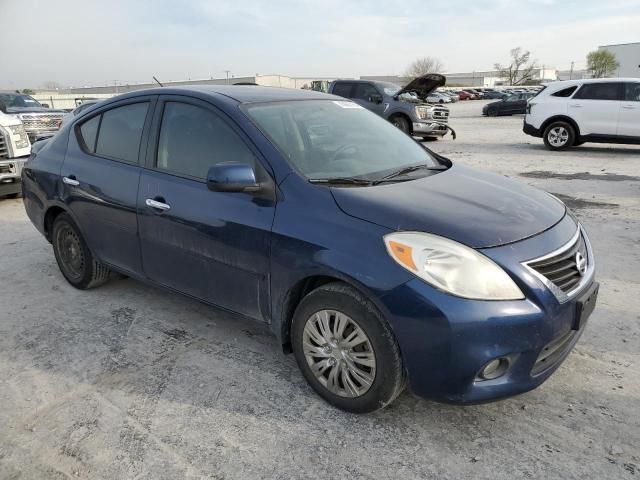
[573,282,599,331]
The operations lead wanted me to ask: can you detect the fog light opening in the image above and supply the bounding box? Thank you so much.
[478,357,509,381]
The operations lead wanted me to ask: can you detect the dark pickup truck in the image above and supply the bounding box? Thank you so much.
[328,74,452,140]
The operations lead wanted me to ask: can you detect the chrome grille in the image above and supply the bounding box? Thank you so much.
[431,107,449,123]
[0,130,8,159]
[523,227,593,302]
[20,115,63,130]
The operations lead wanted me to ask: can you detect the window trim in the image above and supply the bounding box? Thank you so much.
[573,82,624,101]
[145,94,272,185]
[74,96,156,166]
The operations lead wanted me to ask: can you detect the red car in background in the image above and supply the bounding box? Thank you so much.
[454,90,475,100]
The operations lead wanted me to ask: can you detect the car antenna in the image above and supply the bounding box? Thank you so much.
[153,76,164,87]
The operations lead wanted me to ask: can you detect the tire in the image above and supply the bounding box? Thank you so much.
[52,213,112,290]
[487,108,498,117]
[574,140,585,146]
[543,121,575,151]
[291,282,404,413]
[420,136,438,142]
[390,116,410,134]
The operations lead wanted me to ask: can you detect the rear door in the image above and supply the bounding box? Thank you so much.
[618,82,640,138]
[61,96,156,276]
[569,82,623,136]
[137,95,276,321]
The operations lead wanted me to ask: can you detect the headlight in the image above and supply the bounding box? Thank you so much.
[384,232,524,300]
[415,106,430,120]
[8,125,26,135]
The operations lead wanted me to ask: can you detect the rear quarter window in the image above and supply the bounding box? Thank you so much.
[78,115,100,152]
[551,86,577,98]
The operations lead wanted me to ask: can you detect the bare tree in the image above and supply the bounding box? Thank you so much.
[41,80,62,90]
[494,48,537,85]
[586,50,619,78]
[404,57,445,78]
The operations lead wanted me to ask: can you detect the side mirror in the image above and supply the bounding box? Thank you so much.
[206,162,260,193]
[368,94,383,104]
[0,100,7,113]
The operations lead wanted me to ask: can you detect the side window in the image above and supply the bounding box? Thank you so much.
[552,86,577,98]
[573,83,621,101]
[331,83,354,99]
[78,115,100,153]
[95,103,149,163]
[352,83,380,101]
[625,83,640,102]
[156,102,255,180]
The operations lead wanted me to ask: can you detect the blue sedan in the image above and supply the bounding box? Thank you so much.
[21,86,598,413]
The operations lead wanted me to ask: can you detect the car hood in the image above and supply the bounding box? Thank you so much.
[330,164,566,248]
[395,74,446,100]
[6,106,67,114]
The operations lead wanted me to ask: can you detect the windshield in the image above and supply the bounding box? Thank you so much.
[376,81,401,96]
[0,94,42,108]
[244,100,439,182]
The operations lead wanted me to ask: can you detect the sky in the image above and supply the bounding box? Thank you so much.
[1,0,639,89]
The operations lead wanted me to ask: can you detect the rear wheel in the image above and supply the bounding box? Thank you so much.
[291,283,404,413]
[543,121,575,151]
[52,213,112,289]
[390,116,410,134]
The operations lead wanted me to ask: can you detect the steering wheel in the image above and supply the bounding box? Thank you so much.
[329,144,360,164]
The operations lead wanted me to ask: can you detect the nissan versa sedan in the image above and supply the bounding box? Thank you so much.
[22,86,598,413]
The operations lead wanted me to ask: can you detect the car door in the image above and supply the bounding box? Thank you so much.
[61,96,156,276]
[618,82,640,138]
[137,95,276,321]
[568,82,623,136]
[349,83,386,116]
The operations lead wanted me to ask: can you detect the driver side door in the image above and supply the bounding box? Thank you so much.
[137,95,276,321]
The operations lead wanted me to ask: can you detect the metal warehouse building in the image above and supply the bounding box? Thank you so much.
[599,42,640,78]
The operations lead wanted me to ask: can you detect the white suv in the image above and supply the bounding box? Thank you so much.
[524,78,640,150]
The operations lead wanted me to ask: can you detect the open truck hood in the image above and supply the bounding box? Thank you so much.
[396,74,446,100]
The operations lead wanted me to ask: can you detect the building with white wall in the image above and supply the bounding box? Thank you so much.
[599,42,640,78]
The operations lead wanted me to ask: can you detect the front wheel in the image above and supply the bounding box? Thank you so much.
[52,213,112,289]
[291,283,404,413]
[390,116,410,134]
[487,108,498,117]
[543,121,575,151]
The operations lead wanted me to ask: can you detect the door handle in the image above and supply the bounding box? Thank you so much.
[621,105,636,109]
[569,104,583,108]
[63,176,80,186]
[145,198,171,211]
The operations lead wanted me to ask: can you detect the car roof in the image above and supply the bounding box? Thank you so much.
[543,77,640,88]
[104,85,340,105]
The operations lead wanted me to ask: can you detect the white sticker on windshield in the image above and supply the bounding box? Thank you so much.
[333,101,363,109]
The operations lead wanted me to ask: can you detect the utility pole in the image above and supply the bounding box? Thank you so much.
[224,70,231,84]
[569,61,574,80]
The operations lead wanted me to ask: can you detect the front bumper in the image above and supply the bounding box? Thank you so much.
[413,121,448,137]
[0,158,27,196]
[377,214,596,404]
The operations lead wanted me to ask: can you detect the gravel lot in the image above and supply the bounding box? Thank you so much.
[1,100,639,479]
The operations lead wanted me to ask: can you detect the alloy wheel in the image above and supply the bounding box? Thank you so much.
[302,310,376,398]
[548,126,569,147]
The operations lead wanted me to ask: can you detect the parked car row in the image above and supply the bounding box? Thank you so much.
[482,92,536,116]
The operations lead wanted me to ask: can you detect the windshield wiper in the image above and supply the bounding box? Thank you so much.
[372,164,430,185]
[308,177,372,186]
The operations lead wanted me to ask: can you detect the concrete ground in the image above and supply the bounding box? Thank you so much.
[1,100,638,479]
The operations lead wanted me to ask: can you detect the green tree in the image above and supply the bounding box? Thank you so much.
[586,50,619,78]
[21,88,35,95]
